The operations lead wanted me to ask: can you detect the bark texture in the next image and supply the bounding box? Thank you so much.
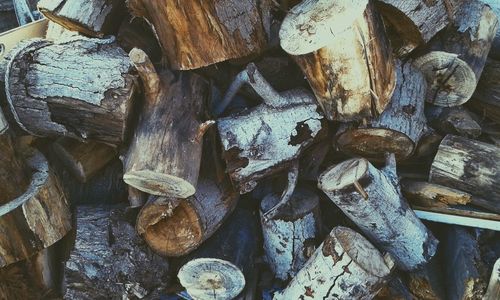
[425,105,482,138]
[470,58,500,123]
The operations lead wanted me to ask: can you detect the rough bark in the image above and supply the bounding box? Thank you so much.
[38,0,126,37]
[124,48,209,198]
[0,149,71,268]
[425,104,482,138]
[318,155,438,271]
[5,37,137,145]
[280,0,396,121]
[45,21,78,41]
[483,0,500,59]
[470,58,500,123]
[126,0,269,70]
[429,134,500,208]
[336,60,427,161]
[484,258,500,300]
[275,226,392,300]
[52,137,117,183]
[217,64,325,193]
[401,179,472,208]
[260,186,321,281]
[64,206,170,299]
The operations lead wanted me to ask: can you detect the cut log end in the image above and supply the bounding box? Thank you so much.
[123,171,196,198]
[318,158,369,192]
[178,258,246,300]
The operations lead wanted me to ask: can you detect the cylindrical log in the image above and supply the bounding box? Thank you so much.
[274,226,392,300]
[64,206,170,299]
[124,48,209,198]
[260,186,321,281]
[38,0,126,37]
[470,58,500,123]
[177,209,258,300]
[401,180,472,208]
[484,258,500,300]
[280,0,396,121]
[429,134,500,205]
[336,60,427,161]
[5,37,137,145]
[483,0,500,59]
[425,104,482,138]
[318,156,438,271]
[126,0,269,70]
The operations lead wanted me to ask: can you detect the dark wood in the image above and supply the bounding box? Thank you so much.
[470,58,500,123]
[407,256,447,300]
[401,179,471,208]
[425,104,482,138]
[0,0,18,33]
[483,0,500,59]
[116,16,162,63]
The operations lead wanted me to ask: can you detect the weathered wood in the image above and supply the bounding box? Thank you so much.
[407,255,447,300]
[13,0,37,26]
[0,0,18,33]
[5,37,137,145]
[318,155,438,271]
[375,276,414,300]
[375,0,450,56]
[401,180,472,208]
[484,258,500,300]
[275,226,392,300]
[38,0,126,37]
[45,20,78,41]
[64,206,169,299]
[413,209,500,231]
[127,186,146,208]
[116,16,161,63]
[336,60,427,161]
[425,104,482,138]
[429,134,500,209]
[124,48,209,198]
[280,0,396,121]
[260,186,321,281]
[483,0,500,59]
[470,58,500,123]
[127,0,269,70]
[217,63,325,193]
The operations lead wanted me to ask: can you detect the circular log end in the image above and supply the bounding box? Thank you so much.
[136,200,203,257]
[413,51,476,107]
[178,258,246,300]
[318,158,369,192]
[123,171,196,198]
[260,186,319,221]
[336,128,415,161]
[280,0,368,55]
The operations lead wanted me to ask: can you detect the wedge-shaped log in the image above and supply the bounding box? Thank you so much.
[124,48,209,198]
[470,58,500,123]
[126,0,269,70]
[217,64,325,193]
[336,60,427,161]
[5,37,137,145]
[280,0,396,121]
[38,0,125,37]
[275,226,392,300]
[318,155,438,271]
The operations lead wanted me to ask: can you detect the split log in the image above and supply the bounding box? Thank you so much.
[123,48,209,198]
[274,226,392,300]
[45,20,78,41]
[0,149,71,267]
[483,0,500,59]
[52,137,116,183]
[429,134,500,209]
[443,226,488,300]
[5,37,137,145]
[260,186,321,281]
[37,0,126,37]
[126,0,269,70]
[469,58,500,123]
[407,256,446,300]
[484,258,500,300]
[216,63,325,193]
[279,0,396,121]
[375,0,450,56]
[335,60,427,161]
[425,105,482,138]
[413,1,499,107]
[318,155,438,271]
[401,180,472,208]
[178,209,258,300]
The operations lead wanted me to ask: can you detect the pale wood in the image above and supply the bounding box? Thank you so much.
[401,180,472,208]
[413,209,500,231]
[484,258,500,300]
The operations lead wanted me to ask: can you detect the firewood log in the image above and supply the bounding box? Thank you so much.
[0,0,18,33]
[45,20,78,41]
[335,60,427,161]
[274,226,393,300]
[429,134,500,210]
[484,258,500,300]
[375,276,414,300]
[64,206,169,299]
[407,256,446,300]
[52,137,116,183]
[318,154,438,271]
[0,148,71,268]
[413,0,499,107]
[375,0,450,56]
[177,208,258,300]
[37,0,126,37]
[425,104,482,138]
[126,0,269,70]
[123,48,209,198]
[279,0,396,121]
[260,186,321,281]
[216,63,325,193]
[470,58,500,123]
[5,37,137,145]
[483,0,500,59]
[401,180,472,208]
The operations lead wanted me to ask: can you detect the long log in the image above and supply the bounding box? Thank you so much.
[318,154,438,271]
[469,58,500,123]
[425,104,482,138]
[401,180,472,208]
[275,226,393,300]
[279,0,396,121]
[5,37,137,145]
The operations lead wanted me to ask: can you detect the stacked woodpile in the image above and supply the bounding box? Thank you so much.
[0,0,500,299]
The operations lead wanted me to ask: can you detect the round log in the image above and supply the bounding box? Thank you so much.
[260,186,321,281]
[279,0,396,121]
[318,156,438,271]
[274,226,392,299]
[5,37,137,145]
